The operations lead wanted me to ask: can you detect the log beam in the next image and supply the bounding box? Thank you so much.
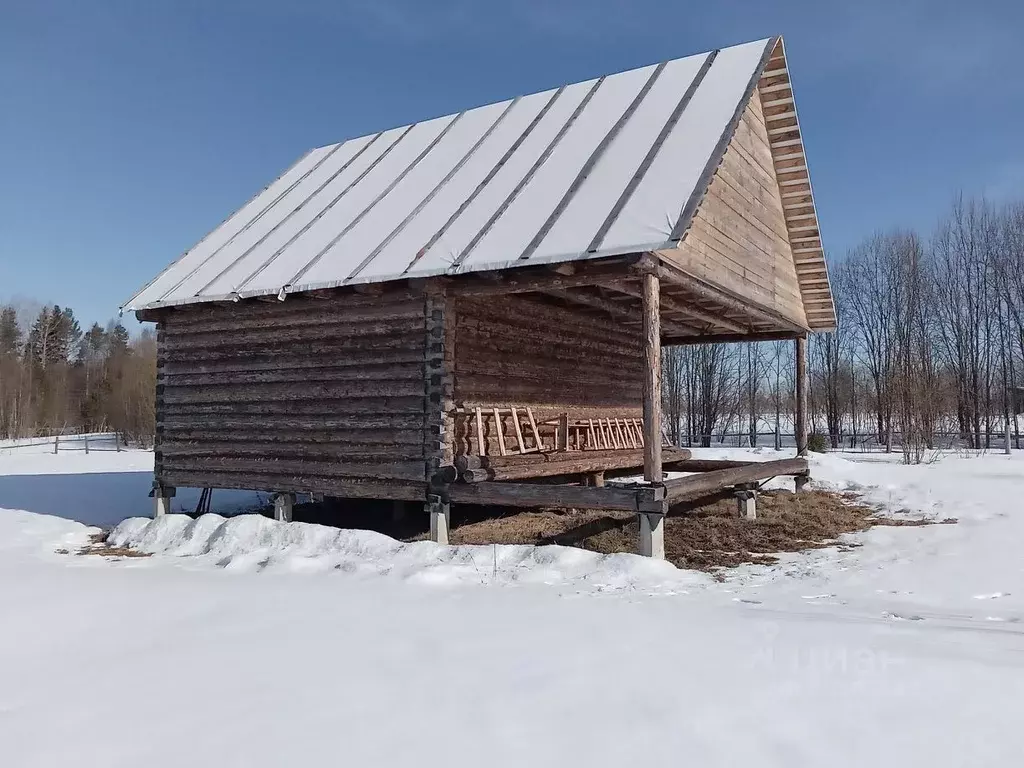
[593,279,736,335]
[664,458,808,503]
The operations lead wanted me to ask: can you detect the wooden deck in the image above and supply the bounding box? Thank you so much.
[445,457,809,514]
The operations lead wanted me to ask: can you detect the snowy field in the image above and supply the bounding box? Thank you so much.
[2,446,1023,766]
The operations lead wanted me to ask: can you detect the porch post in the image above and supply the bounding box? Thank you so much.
[794,335,809,491]
[642,270,663,483]
[639,268,665,559]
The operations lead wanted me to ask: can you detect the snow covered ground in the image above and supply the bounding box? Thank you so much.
[2,447,1022,766]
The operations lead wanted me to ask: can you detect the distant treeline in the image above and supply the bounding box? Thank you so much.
[0,303,155,441]
[665,195,1024,464]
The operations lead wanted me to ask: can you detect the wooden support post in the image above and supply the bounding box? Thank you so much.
[642,271,662,482]
[53,435,59,454]
[638,513,665,559]
[427,494,450,545]
[273,493,295,523]
[587,471,605,488]
[795,335,808,457]
[558,413,569,451]
[1006,422,1012,455]
[84,434,89,454]
[795,335,809,492]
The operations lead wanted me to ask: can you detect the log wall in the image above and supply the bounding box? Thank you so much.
[452,294,644,456]
[155,290,430,501]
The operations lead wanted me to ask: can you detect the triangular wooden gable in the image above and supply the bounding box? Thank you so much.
[659,38,836,332]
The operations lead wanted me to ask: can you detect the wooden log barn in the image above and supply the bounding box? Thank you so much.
[123,37,836,559]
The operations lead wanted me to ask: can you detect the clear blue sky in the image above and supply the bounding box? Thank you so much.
[2,0,1022,329]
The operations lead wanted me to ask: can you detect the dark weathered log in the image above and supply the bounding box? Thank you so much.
[448,482,642,511]
[160,443,424,461]
[455,447,691,472]
[165,303,424,336]
[163,382,424,405]
[663,458,763,472]
[161,470,426,501]
[163,322,421,353]
[164,351,427,376]
[163,336,426,363]
[162,456,427,483]
[162,402,425,419]
[165,362,424,387]
[664,458,809,502]
[160,426,425,443]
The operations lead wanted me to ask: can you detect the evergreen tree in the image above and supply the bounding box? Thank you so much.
[0,307,21,357]
[107,321,130,357]
[27,305,81,368]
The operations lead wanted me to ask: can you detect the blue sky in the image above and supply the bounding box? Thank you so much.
[2,0,1022,329]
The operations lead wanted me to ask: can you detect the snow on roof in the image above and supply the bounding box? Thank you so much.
[125,38,777,312]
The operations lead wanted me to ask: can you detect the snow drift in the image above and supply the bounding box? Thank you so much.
[109,513,707,589]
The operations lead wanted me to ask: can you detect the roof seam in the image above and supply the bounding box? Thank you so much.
[585,49,719,255]
[450,76,605,271]
[286,113,468,291]
[401,87,566,276]
[119,148,316,309]
[224,125,416,296]
[668,36,779,243]
[153,143,347,304]
[516,62,667,263]
[346,98,520,283]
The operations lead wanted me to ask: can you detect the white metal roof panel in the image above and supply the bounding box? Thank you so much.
[530,52,710,261]
[124,38,778,311]
[600,40,770,251]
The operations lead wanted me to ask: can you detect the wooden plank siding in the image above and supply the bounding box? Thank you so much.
[664,86,808,329]
[757,39,836,331]
[452,294,644,456]
[155,290,431,500]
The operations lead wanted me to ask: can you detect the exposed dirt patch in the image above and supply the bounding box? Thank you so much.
[58,531,152,559]
[441,490,954,572]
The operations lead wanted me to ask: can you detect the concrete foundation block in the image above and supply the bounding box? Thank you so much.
[638,512,665,559]
[735,489,757,520]
[427,495,450,545]
[273,493,295,523]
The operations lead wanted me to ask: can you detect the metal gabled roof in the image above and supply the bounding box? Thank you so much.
[125,38,784,312]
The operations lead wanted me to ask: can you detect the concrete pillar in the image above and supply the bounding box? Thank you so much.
[735,488,757,520]
[427,494,450,545]
[638,512,665,559]
[273,493,295,523]
[152,484,175,518]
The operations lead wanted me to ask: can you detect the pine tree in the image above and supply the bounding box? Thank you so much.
[0,307,21,357]
[27,305,81,368]
[107,321,130,357]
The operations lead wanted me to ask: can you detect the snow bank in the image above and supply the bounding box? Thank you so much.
[109,513,707,589]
